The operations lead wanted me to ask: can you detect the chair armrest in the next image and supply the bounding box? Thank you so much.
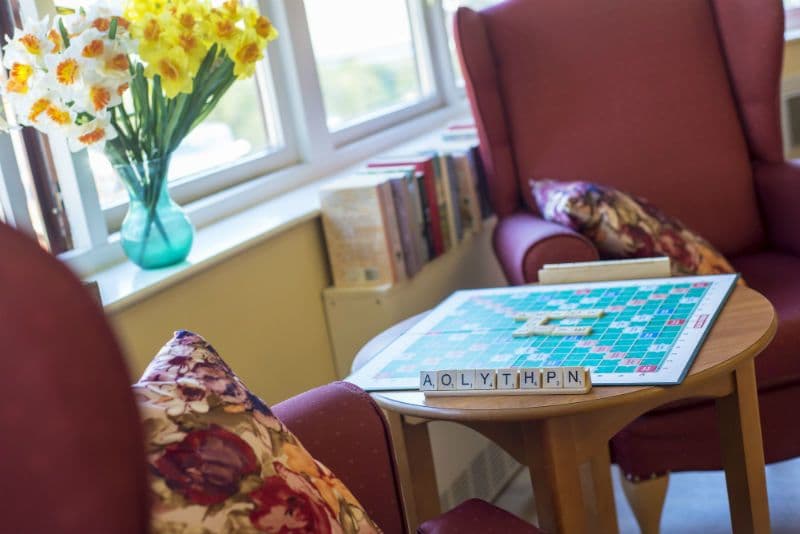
[272,381,406,534]
[493,212,599,285]
[418,498,544,534]
[754,161,800,256]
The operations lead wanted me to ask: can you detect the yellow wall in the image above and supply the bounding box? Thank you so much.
[108,219,338,405]
[785,39,800,77]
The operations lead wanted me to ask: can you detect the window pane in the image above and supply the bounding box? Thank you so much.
[305,0,431,130]
[443,0,502,85]
[88,77,277,208]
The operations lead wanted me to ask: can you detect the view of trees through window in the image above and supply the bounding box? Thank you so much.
[305,0,428,130]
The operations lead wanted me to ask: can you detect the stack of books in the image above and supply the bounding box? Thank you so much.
[320,125,493,288]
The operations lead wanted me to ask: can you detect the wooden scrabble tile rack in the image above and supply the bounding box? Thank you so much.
[420,367,592,397]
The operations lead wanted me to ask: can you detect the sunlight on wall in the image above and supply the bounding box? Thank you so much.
[108,220,337,405]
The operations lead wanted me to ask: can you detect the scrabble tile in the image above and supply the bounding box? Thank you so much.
[519,369,541,389]
[474,369,497,389]
[551,326,593,336]
[456,369,476,390]
[512,327,534,338]
[571,309,605,318]
[419,371,437,391]
[542,368,563,388]
[437,370,457,390]
[563,367,586,389]
[515,313,546,323]
[529,325,556,335]
[496,369,519,389]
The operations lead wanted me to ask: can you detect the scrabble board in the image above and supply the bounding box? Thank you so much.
[348,274,738,391]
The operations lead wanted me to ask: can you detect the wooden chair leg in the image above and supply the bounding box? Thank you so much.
[621,473,669,534]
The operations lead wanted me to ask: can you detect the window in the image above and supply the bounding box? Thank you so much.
[787,0,800,34]
[304,0,437,133]
[0,0,475,275]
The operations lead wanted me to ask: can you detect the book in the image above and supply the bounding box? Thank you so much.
[414,170,435,260]
[319,175,406,288]
[467,145,493,219]
[368,155,445,257]
[435,153,463,247]
[408,171,430,266]
[451,150,483,234]
[359,168,424,277]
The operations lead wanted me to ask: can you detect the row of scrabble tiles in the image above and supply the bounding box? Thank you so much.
[419,367,589,391]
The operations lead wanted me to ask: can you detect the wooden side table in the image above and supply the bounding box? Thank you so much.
[354,286,777,533]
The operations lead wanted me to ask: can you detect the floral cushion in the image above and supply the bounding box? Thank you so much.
[134,330,380,534]
[531,179,738,277]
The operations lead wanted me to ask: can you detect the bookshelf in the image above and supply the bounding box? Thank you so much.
[323,217,506,378]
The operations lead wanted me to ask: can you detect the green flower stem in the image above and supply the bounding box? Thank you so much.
[107,45,245,265]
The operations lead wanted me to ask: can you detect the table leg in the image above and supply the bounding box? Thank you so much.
[716,360,770,534]
[584,445,619,534]
[523,418,588,534]
[383,410,440,533]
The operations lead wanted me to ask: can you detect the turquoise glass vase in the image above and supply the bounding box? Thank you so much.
[114,156,194,269]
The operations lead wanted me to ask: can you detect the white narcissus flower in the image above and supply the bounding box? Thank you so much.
[6,85,53,127]
[3,17,55,69]
[39,100,77,137]
[77,71,124,117]
[43,38,99,92]
[66,0,127,36]
[67,115,118,152]
[1,9,134,154]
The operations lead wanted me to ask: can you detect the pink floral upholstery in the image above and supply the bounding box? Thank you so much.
[532,179,737,277]
[135,331,380,533]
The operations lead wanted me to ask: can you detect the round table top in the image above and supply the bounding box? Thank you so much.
[355,286,777,422]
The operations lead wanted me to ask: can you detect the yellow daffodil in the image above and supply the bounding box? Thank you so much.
[209,6,242,53]
[230,30,263,79]
[144,45,193,97]
[244,8,278,42]
[177,31,208,74]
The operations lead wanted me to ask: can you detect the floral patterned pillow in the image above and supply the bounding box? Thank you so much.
[134,330,381,534]
[531,179,738,278]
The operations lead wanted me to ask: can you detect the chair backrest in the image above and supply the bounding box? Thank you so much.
[0,223,149,533]
[456,0,786,256]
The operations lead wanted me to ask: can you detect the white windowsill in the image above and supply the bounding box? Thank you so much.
[88,104,472,313]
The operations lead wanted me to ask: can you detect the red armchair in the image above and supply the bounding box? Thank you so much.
[0,221,540,534]
[456,0,799,528]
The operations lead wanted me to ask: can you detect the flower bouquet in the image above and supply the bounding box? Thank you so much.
[2,0,277,268]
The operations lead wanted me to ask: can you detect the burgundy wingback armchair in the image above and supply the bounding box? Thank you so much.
[455,0,800,486]
[0,222,540,534]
